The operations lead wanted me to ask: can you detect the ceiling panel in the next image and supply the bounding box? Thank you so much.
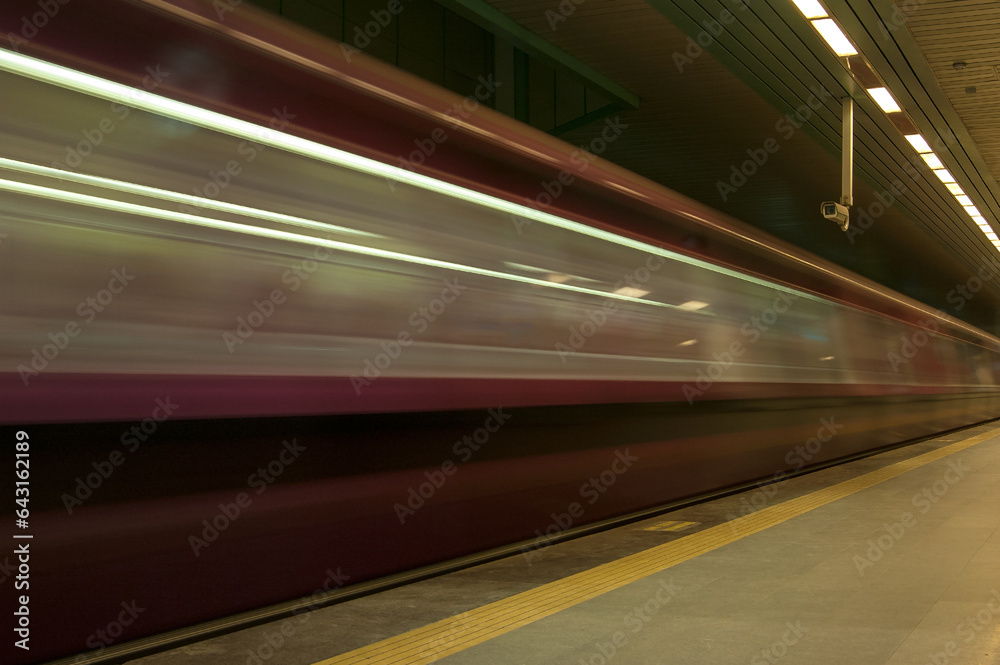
[900,0,1000,181]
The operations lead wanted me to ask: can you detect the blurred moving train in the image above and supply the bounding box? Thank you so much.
[2,1,1000,662]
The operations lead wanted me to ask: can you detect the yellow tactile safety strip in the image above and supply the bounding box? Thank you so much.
[314,427,998,665]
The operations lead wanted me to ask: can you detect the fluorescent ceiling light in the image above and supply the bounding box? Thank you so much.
[985,232,999,241]
[965,205,982,217]
[867,87,901,113]
[792,0,828,19]
[678,300,709,311]
[946,183,964,195]
[921,153,944,170]
[905,135,932,153]
[820,356,835,361]
[934,169,957,184]
[811,19,858,56]
[972,216,989,225]
[678,339,698,347]
[957,195,974,207]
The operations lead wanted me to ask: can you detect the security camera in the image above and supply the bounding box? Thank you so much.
[821,201,850,231]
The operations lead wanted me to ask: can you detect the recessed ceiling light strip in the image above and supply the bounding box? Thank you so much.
[789,2,998,251]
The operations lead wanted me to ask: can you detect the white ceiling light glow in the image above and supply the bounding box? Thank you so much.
[792,0,828,19]
[921,153,944,170]
[934,169,957,184]
[905,135,933,153]
[867,87,901,113]
[811,19,858,56]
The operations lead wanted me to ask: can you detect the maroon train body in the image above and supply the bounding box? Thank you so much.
[1,1,998,663]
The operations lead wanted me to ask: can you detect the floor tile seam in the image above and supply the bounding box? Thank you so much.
[939,536,1000,590]
[860,615,923,664]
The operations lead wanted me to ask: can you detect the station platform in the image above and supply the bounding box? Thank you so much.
[130,421,1000,665]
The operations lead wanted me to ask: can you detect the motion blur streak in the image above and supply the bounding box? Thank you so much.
[0,156,382,239]
[2,2,1000,664]
[0,176,679,309]
[0,45,809,297]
